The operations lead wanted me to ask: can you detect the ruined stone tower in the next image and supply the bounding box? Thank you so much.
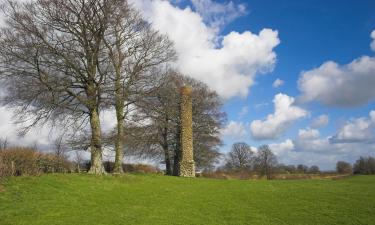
[178,86,195,177]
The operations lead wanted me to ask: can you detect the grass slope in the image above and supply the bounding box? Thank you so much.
[0,174,375,225]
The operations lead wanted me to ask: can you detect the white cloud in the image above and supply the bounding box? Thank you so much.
[330,111,375,143]
[220,121,247,140]
[0,107,57,150]
[0,105,117,151]
[250,93,308,140]
[269,139,294,156]
[371,30,375,52]
[131,0,280,99]
[298,33,375,107]
[191,0,247,29]
[311,114,329,128]
[269,112,375,169]
[272,78,284,88]
[298,128,320,140]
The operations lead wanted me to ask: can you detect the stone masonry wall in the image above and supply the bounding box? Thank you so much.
[178,86,195,177]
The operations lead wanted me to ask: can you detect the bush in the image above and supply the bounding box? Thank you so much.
[0,147,73,177]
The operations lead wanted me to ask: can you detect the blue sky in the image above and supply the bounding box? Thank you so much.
[1,0,375,170]
[221,0,375,142]
[143,0,375,169]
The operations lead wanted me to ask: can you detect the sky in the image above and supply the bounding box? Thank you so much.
[1,0,375,170]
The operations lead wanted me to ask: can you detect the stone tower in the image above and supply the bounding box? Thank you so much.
[178,86,195,177]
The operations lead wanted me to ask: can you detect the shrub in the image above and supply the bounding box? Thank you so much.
[0,147,73,177]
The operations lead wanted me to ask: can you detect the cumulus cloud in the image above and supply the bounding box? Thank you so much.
[269,112,375,169]
[298,32,375,107]
[298,128,320,140]
[269,139,294,156]
[250,93,308,140]
[272,78,284,88]
[330,111,375,143]
[311,114,329,128]
[371,30,375,52]
[220,121,247,140]
[131,0,280,99]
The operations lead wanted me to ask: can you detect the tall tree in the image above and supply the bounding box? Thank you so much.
[0,0,116,174]
[102,2,175,173]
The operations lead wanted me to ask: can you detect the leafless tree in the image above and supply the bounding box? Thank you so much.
[102,1,175,173]
[0,0,137,174]
[125,71,225,175]
[353,156,375,174]
[255,145,278,180]
[336,161,352,174]
[225,142,255,171]
[53,135,67,172]
[74,150,85,173]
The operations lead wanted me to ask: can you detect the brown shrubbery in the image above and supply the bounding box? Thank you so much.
[0,147,73,178]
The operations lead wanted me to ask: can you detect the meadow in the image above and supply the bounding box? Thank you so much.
[0,174,374,225]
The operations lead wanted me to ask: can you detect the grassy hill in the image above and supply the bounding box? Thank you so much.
[1,174,375,225]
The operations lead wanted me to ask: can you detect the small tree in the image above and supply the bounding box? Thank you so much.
[336,161,353,174]
[297,164,309,174]
[225,142,255,171]
[255,145,278,180]
[308,165,320,174]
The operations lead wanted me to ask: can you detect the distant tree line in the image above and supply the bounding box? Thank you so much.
[222,142,322,180]
[220,142,375,179]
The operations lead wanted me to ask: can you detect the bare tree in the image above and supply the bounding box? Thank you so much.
[225,142,255,171]
[74,150,85,173]
[353,156,375,174]
[53,135,67,172]
[0,0,131,174]
[255,145,278,180]
[102,2,175,173]
[297,164,309,174]
[126,71,225,175]
[308,165,320,174]
[336,161,352,174]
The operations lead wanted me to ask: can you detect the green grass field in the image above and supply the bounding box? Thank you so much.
[0,174,375,225]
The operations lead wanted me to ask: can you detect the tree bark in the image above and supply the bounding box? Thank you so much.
[162,114,172,175]
[113,76,125,174]
[173,126,181,176]
[88,107,105,174]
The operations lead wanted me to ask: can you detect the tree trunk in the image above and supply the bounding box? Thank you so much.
[88,108,105,174]
[172,126,181,176]
[162,116,172,175]
[113,99,125,173]
[113,67,124,174]
[164,149,172,176]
